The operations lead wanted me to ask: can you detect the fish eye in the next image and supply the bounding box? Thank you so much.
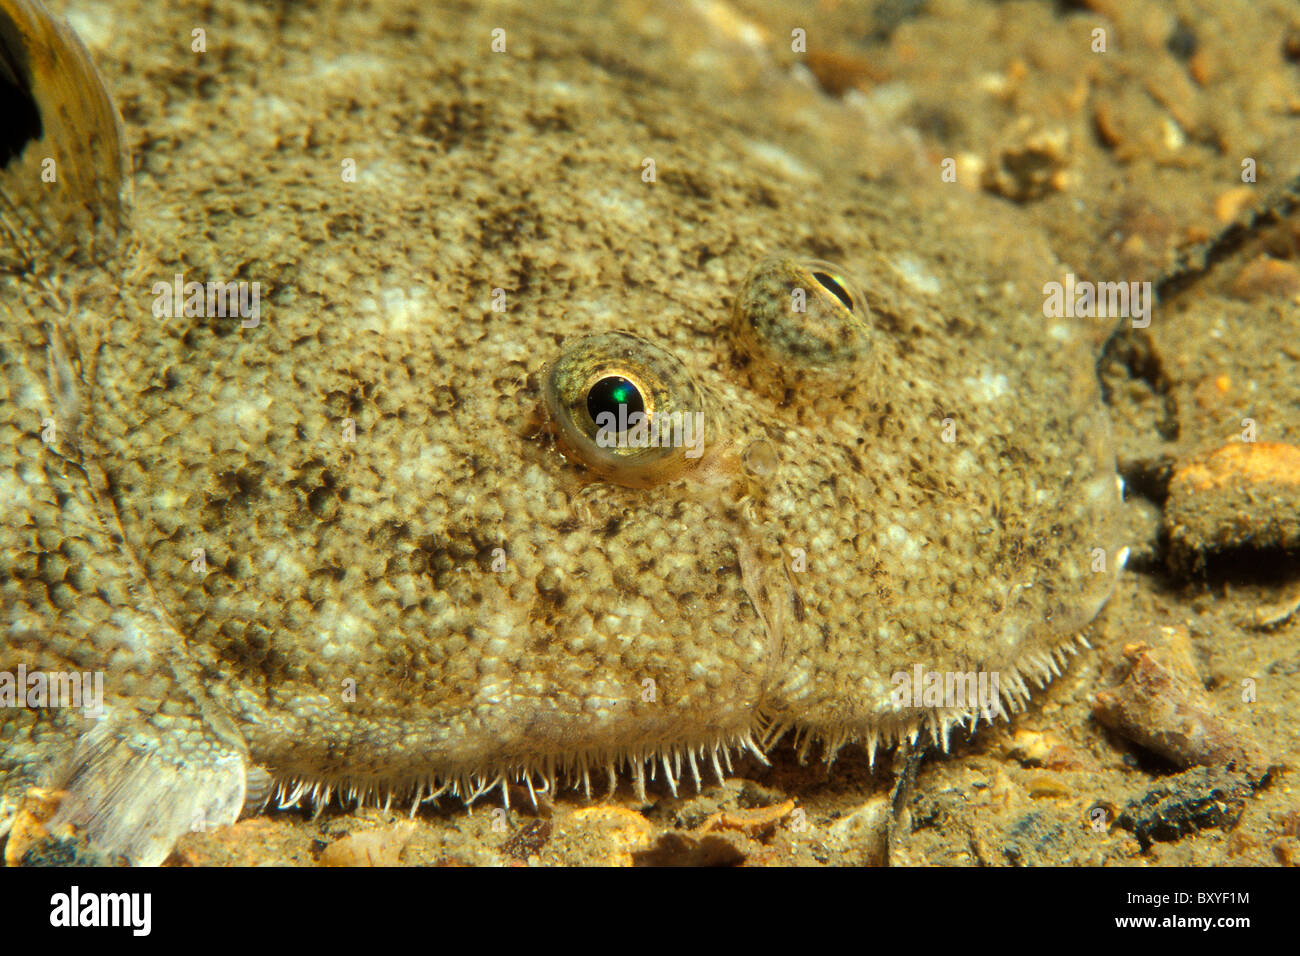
[811,269,854,311]
[543,331,709,487]
[0,0,131,263]
[732,257,871,369]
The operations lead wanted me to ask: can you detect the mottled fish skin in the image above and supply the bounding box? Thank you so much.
[1,0,1122,864]
[0,0,253,865]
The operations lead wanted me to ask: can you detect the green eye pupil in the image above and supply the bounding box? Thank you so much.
[587,375,645,423]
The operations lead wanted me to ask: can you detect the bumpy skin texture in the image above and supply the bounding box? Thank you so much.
[1,0,1122,864]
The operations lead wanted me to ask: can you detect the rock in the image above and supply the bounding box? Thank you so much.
[1253,586,1300,629]
[1165,442,1300,570]
[171,818,306,867]
[499,820,553,863]
[1115,768,1252,850]
[1092,626,1269,779]
[697,798,795,836]
[1093,85,1176,163]
[981,120,1070,202]
[824,797,890,867]
[1006,729,1087,770]
[559,807,655,867]
[319,821,417,866]
[1213,186,1256,224]
[1230,255,1300,301]
[2,788,100,866]
[633,832,746,867]
[1000,810,1073,866]
[1273,839,1300,865]
[803,48,887,97]
[1026,774,1072,799]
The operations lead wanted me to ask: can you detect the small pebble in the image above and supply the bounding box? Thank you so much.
[319,822,416,866]
[1115,767,1252,850]
[565,807,655,867]
[981,121,1070,201]
[1229,255,1300,301]
[1213,186,1256,224]
[698,799,795,835]
[825,797,890,867]
[804,48,886,97]
[1026,775,1072,799]
[1092,626,1268,779]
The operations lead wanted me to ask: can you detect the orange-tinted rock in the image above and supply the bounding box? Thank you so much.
[1165,442,1300,568]
[319,822,417,866]
[1230,255,1300,301]
[804,49,887,97]
[563,807,655,867]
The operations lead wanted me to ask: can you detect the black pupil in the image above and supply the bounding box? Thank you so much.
[0,57,43,168]
[586,376,645,423]
[813,272,853,311]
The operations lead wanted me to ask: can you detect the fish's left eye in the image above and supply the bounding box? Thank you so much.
[732,256,871,369]
[809,267,855,312]
[542,331,709,487]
